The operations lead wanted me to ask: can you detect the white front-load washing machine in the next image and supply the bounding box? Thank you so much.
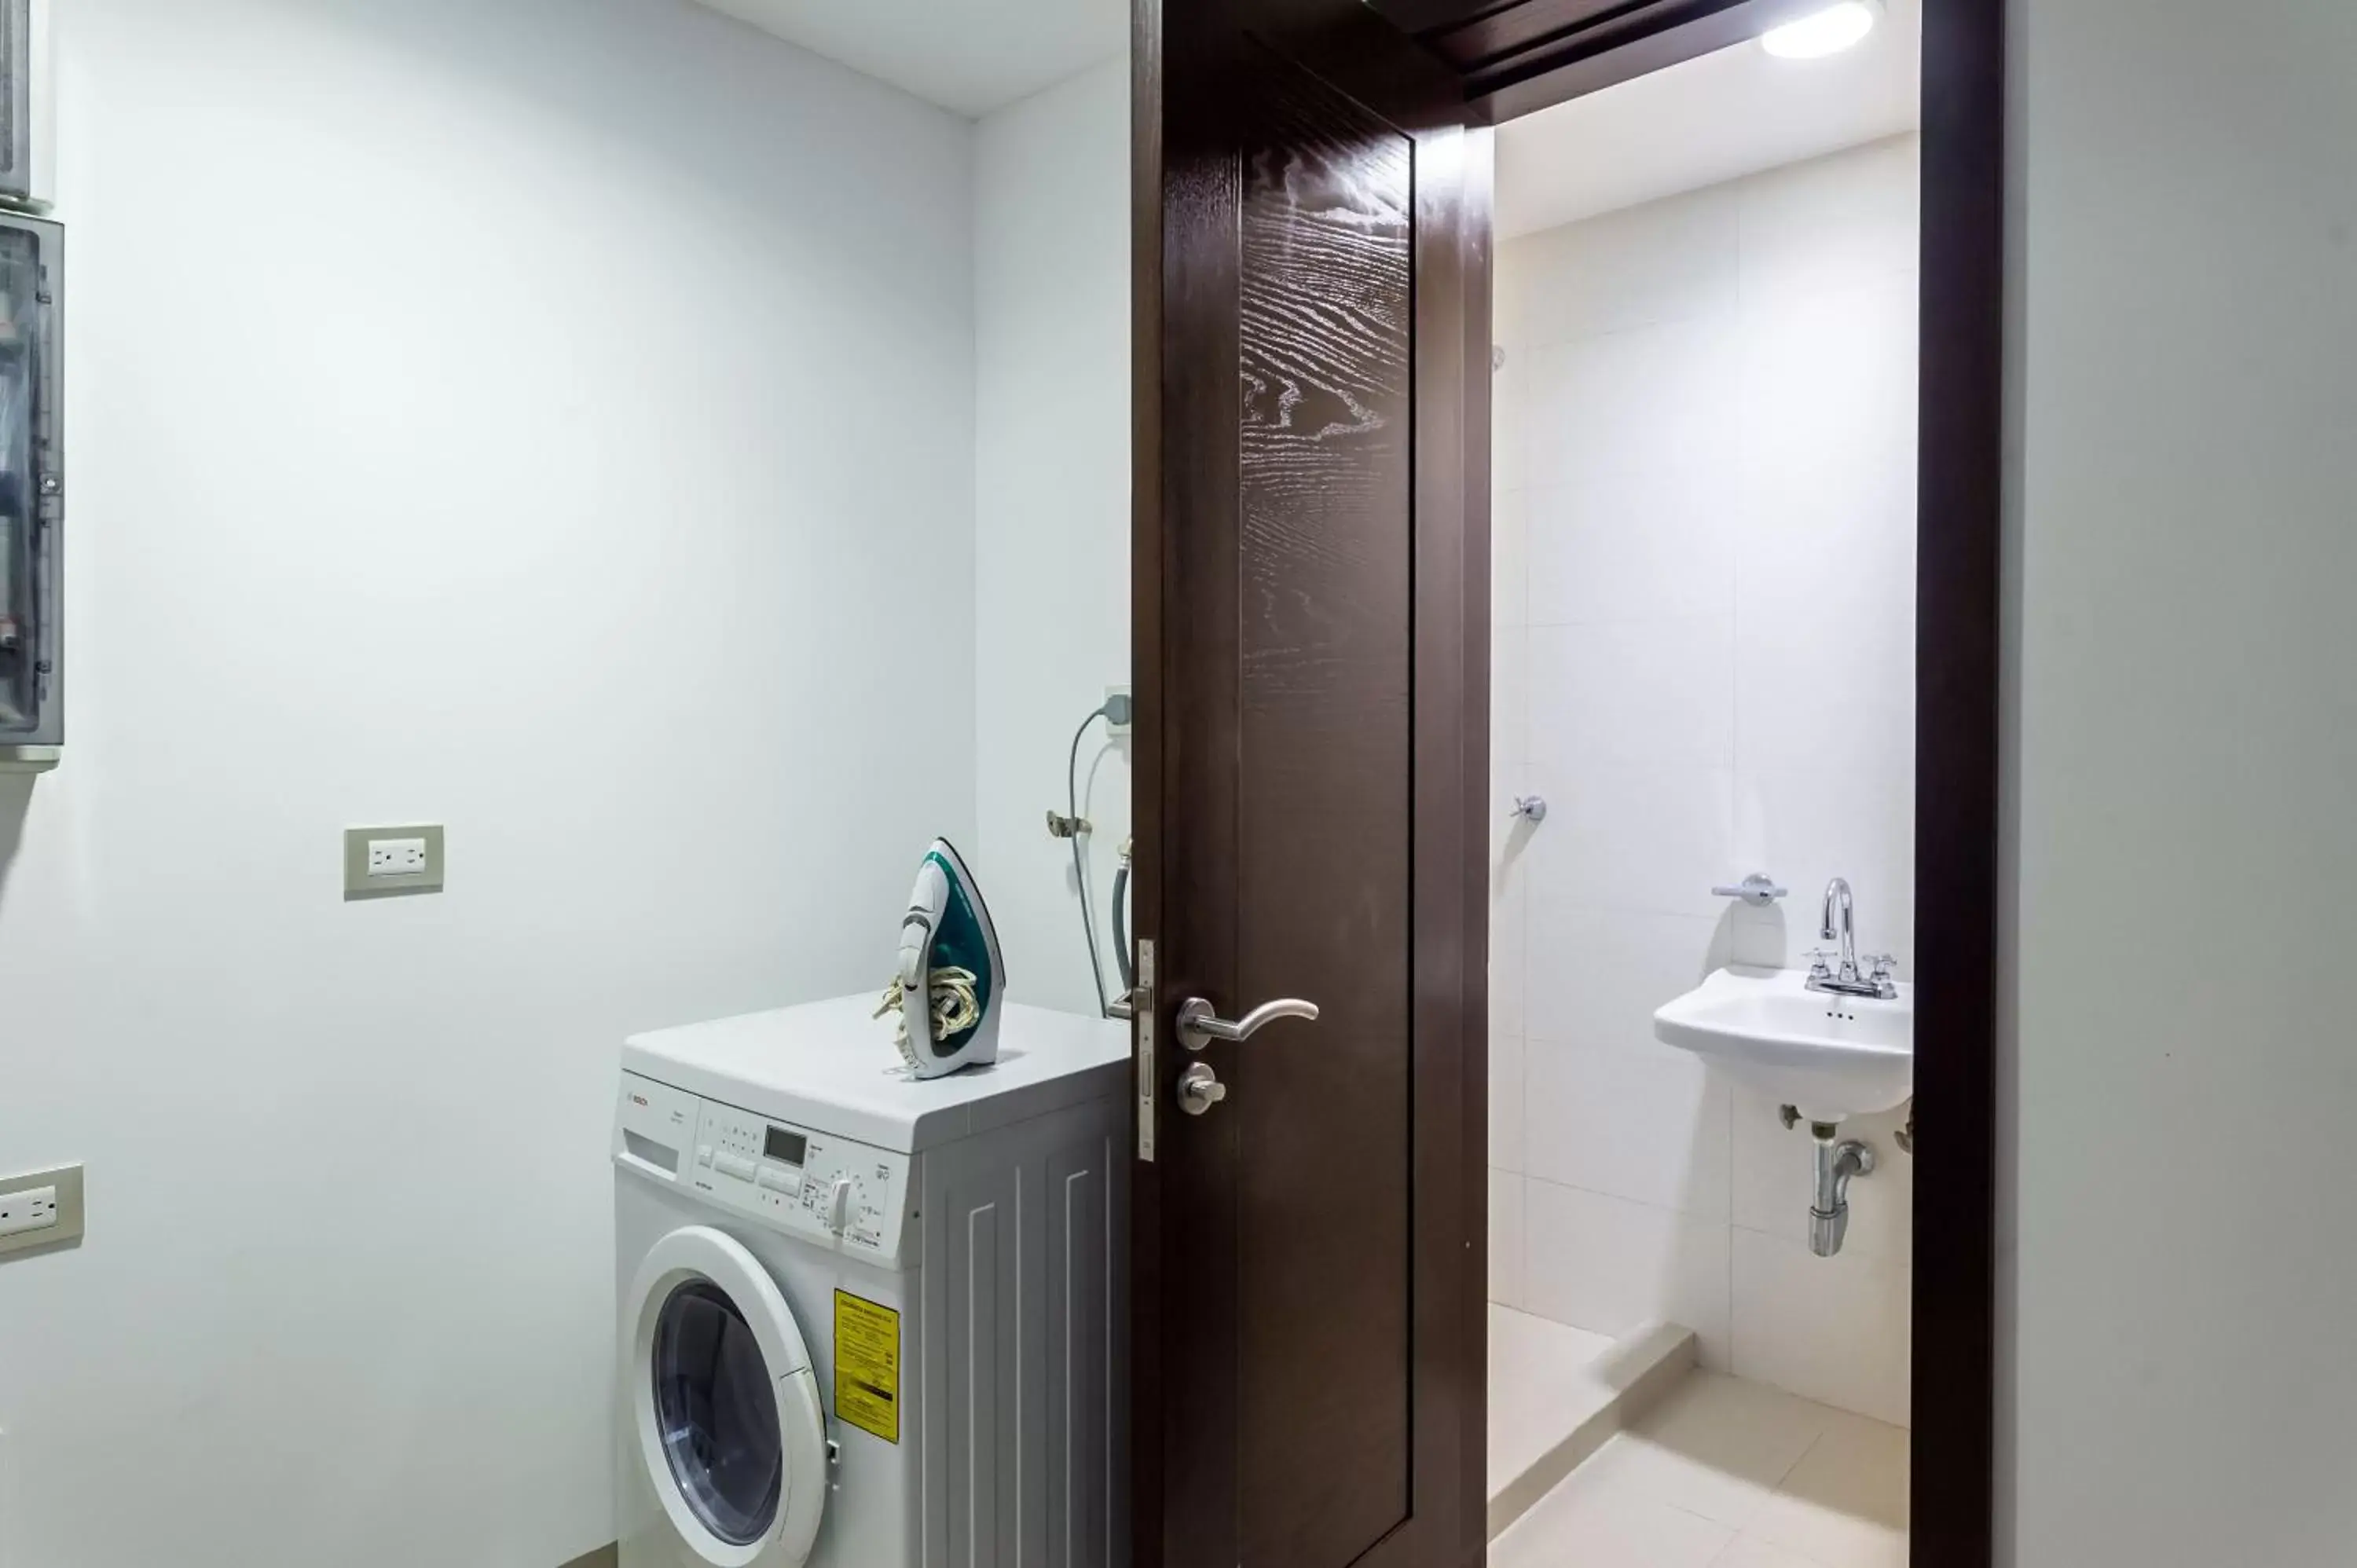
[612,995,1129,1568]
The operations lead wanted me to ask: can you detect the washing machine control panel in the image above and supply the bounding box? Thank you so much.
[618,1076,913,1265]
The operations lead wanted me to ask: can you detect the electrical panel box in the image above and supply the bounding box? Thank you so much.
[0,0,53,211]
[0,208,56,747]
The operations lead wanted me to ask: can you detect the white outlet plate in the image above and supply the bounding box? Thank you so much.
[0,1165,81,1258]
[366,837,428,877]
[0,1187,55,1239]
[344,825,444,899]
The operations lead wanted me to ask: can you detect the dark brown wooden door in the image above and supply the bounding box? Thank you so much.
[1131,4,1488,1566]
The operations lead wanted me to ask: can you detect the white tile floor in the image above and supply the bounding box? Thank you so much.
[1488,1372,1908,1568]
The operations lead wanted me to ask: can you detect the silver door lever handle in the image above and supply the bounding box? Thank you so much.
[1175,996,1320,1052]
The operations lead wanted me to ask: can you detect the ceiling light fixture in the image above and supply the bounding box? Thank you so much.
[1761,0,1883,58]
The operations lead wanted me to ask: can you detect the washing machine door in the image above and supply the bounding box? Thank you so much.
[626,1225,828,1568]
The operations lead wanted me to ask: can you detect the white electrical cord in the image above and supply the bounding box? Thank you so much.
[873,965,982,1052]
[1067,705,1116,1018]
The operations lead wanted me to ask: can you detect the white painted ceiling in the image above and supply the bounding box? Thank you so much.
[694,0,1126,118]
[1497,0,1922,239]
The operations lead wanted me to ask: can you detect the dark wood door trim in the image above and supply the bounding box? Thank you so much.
[1907,0,2005,1561]
[1450,123,1498,1568]
[1367,0,1833,122]
[1136,0,2004,1561]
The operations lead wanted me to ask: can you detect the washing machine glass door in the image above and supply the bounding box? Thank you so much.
[628,1225,827,1568]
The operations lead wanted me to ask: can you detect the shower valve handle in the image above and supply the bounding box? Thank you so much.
[1175,996,1320,1053]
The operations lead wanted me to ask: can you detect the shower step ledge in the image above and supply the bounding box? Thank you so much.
[1486,1319,1698,1541]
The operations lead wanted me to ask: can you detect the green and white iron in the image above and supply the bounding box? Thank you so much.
[876,837,1006,1078]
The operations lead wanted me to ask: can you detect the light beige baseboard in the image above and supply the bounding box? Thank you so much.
[558,1546,617,1568]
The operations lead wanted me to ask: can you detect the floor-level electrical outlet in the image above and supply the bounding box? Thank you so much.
[343,824,445,899]
[0,1165,82,1259]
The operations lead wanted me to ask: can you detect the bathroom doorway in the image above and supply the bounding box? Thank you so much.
[1129,2,2001,1566]
[1486,27,1925,1559]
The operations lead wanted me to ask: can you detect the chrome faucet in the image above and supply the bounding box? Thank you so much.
[1806,877,1898,1000]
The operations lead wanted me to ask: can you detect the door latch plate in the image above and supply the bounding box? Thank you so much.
[1135,939,1157,1163]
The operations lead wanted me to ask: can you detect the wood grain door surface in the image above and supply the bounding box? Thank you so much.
[1133,3,1488,1566]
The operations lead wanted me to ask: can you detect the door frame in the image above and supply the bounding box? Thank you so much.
[1442,2,2004,1561]
[1130,0,2006,1561]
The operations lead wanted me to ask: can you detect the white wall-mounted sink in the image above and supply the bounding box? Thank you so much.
[1652,966,1912,1123]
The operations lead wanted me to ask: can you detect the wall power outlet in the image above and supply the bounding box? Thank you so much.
[365,837,428,877]
[0,1164,81,1258]
[343,825,445,899]
[0,1188,53,1239]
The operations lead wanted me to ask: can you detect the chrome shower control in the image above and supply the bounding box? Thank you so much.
[1175,996,1320,1053]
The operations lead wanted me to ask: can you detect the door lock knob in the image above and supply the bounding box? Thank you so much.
[1176,1062,1227,1116]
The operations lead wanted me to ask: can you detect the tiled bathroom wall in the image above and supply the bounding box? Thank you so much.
[1488,135,1920,1429]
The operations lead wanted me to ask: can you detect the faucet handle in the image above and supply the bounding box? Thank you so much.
[1863,953,1898,980]
[1804,947,1837,977]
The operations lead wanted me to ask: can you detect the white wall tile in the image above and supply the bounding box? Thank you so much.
[1739,769,1915,973]
[1729,1092,1914,1264]
[1490,895,1528,1043]
[1738,135,1920,306]
[1493,357,1529,496]
[1492,618,1530,769]
[1529,618,1736,771]
[1490,1167,1527,1308]
[1732,301,1915,791]
[1529,763,1741,920]
[1492,797,1531,1056]
[1526,463,1739,628]
[1496,137,1919,1420]
[1524,902,1729,1058]
[1527,317,1742,485]
[1525,1039,1732,1218]
[1493,486,1531,628]
[1491,1028,1527,1174]
[1508,181,1741,345]
[1732,1227,1912,1427]
[1739,311,1917,504]
[1525,1179,1732,1368]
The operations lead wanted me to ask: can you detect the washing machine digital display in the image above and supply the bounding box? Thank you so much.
[763,1126,808,1166]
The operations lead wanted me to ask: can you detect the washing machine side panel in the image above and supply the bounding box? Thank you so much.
[920,1094,1129,1568]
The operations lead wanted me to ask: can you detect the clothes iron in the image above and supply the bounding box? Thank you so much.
[876,837,1006,1078]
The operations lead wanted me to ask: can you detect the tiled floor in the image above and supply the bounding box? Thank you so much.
[1487,1372,1908,1568]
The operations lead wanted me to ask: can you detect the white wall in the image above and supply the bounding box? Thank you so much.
[0,2,974,1564]
[973,56,1132,1020]
[1490,137,1919,1428]
[2003,1,2357,1559]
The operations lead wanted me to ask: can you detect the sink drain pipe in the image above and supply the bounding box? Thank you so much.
[1807,1123,1876,1258]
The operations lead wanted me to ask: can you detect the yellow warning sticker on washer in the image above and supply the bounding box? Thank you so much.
[834,1291,901,1444]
